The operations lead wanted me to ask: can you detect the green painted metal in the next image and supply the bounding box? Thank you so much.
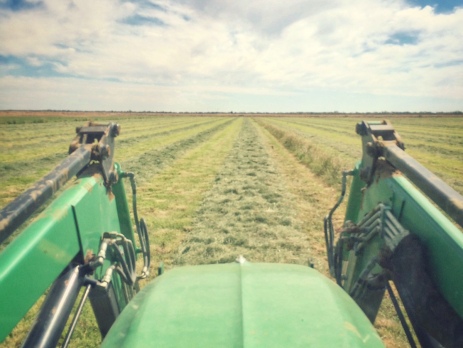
[0,165,129,342]
[102,263,384,348]
[0,203,80,342]
[343,168,463,319]
[344,164,364,223]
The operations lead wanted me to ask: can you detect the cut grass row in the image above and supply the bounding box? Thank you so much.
[175,118,312,266]
[0,117,216,163]
[0,117,208,153]
[0,117,230,207]
[255,119,351,187]
[258,116,463,194]
[137,118,243,270]
[120,118,235,183]
[116,118,228,166]
[301,116,463,165]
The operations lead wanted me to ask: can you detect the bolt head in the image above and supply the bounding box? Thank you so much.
[110,124,120,137]
[356,122,368,136]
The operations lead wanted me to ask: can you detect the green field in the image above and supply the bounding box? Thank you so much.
[1,113,462,347]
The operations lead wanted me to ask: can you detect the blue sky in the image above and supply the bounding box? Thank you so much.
[0,0,462,112]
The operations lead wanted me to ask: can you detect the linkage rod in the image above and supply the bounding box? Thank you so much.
[62,283,92,348]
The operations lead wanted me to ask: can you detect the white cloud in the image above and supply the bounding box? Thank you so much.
[0,0,462,111]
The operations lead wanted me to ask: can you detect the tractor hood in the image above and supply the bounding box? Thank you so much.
[102,262,383,347]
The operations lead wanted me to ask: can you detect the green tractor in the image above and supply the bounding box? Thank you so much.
[1,121,462,347]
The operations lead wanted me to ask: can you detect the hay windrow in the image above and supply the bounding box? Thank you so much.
[175,118,311,266]
[257,120,347,186]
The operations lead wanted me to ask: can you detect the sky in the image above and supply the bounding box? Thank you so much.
[0,0,462,112]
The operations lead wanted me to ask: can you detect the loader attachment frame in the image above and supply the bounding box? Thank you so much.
[0,122,150,346]
[325,120,463,347]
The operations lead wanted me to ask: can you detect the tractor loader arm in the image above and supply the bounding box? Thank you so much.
[0,122,150,347]
[325,120,463,348]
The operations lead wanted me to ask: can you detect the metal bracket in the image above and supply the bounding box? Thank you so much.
[337,204,410,322]
[69,122,120,185]
[356,120,404,184]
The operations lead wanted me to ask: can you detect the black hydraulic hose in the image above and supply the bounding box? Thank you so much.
[121,172,140,234]
[139,218,151,278]
[121,238,136,280]
[110,241,136,286]
[121,172,150,278]
[323,216,333,275]
[324,170,353,276]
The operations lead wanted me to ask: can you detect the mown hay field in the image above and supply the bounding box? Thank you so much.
[1,113,462,347]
